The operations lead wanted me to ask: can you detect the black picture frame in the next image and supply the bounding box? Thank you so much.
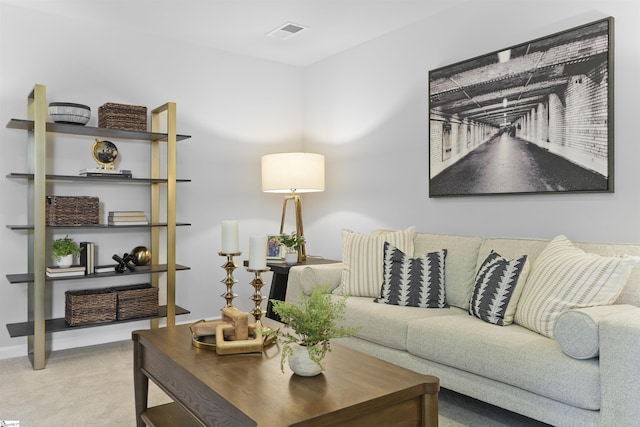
[428,17,614,197]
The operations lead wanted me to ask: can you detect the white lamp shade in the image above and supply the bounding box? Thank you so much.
[261,152,325,193]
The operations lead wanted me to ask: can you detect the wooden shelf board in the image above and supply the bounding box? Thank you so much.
[6,264,191,284]
[6,305,190,337]
[6,119,191,142]
[7,223,191,230]
[7,172,190,183]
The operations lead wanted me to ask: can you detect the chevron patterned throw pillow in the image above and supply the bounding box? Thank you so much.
[375,242,448,308]
[469,250,529,326]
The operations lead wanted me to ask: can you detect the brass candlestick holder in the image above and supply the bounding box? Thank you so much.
[247,267,277,346]
[219,251,241,308]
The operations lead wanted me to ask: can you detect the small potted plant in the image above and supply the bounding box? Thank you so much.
[51,235,83,267]
[279,232,306,264]
[270,287,361,376]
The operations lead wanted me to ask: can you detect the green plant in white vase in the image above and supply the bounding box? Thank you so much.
[270,286,361,375]
[51,235,82,267]
[279,232,306,264]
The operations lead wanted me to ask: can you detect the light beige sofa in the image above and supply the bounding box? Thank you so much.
[285,232,640,427]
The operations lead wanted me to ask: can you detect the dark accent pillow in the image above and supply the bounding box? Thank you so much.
[375,242,448,308]
[469,250,529,326]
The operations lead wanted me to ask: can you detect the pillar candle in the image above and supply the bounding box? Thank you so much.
[249,236,267,270]
[221,220,239,253]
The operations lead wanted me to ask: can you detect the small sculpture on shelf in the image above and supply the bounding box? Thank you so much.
[112,253,137,273]
[92,139,119,170]
[130,246,151,266]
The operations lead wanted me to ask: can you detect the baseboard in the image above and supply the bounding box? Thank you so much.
[0,343,27,360]
[0,316,222,361]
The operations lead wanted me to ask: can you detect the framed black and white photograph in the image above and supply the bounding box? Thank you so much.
[267,235,283,260]
[428,17,614,197]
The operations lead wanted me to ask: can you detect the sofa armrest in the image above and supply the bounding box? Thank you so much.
[599,307,640,425]
[285,263,343,304]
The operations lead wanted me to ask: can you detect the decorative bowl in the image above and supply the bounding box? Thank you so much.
[48,102,91,125]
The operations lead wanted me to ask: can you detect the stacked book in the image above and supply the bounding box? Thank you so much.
[79,168,132,178]
[108,210,149,226]
[95,264,118,274]
[80,241,95,274]
[46,265,85,278]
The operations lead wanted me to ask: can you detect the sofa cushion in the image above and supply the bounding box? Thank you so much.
[515,235,640,338]
[338,228,415,297]
[413,233,483,310]
[375,243,447,308]
[469,251,529,326]
[554,304,638,359]
[406,314,601,410]
[335,295,463,350]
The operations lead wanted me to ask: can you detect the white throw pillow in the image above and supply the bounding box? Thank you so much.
[515,235,640,338]
[338,228,415,297]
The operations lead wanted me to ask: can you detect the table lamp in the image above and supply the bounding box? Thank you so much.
[261,152,325,261]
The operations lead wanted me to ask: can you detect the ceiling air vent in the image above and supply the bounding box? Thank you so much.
[266,22,308,40]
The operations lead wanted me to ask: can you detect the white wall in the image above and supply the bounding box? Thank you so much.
[0,4,303,357]
[1,0,639,359]
[302,0,640,261]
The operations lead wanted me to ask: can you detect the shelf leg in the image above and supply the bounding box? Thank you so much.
[27,84,48,369]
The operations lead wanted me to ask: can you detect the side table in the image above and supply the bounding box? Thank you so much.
[244,256,340,321]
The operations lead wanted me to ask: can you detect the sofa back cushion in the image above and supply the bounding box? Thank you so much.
[514,235,640,338]
[413,233,482,310]
[574,241,640,306]
[479,237,640,307]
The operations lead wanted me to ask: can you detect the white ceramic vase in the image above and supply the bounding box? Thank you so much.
[56,254,73,268]
[288,344,323,376]
[285,251,298,265]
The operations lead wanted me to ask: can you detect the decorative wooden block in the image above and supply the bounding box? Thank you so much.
[190,320,227,337]
[221,306,249,341]
[215,323,263,355]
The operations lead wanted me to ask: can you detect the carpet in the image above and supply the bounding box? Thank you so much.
[0,340,549,426]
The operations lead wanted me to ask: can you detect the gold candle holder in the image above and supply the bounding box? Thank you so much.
[247,267,277,346]
[247,267,270,325]
[219,251,241,308]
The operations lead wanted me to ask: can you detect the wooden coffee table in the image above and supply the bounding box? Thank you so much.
[133,323,439,426]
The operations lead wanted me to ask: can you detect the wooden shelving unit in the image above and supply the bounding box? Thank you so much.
[4,84,192,369]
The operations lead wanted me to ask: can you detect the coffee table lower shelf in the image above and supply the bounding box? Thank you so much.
[141,403,201,427]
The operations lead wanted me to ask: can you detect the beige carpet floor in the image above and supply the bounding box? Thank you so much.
[0,340,549,426]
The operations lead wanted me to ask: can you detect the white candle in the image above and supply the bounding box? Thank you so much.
[221,220,239,253]
[249,236,267,270]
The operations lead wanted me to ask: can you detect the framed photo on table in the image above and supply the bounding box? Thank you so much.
[267,235,283,260]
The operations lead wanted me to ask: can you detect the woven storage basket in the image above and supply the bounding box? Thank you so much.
[65,288,116,326]
[114,283,159,320]
[98,102,147,131]
[46,196,99,226]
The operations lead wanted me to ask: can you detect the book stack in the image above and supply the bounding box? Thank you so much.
[46,265,85,278]
[79,168,132,178]
[95,264,118,274]
[80,242,95,274]
[108,211,149,226]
